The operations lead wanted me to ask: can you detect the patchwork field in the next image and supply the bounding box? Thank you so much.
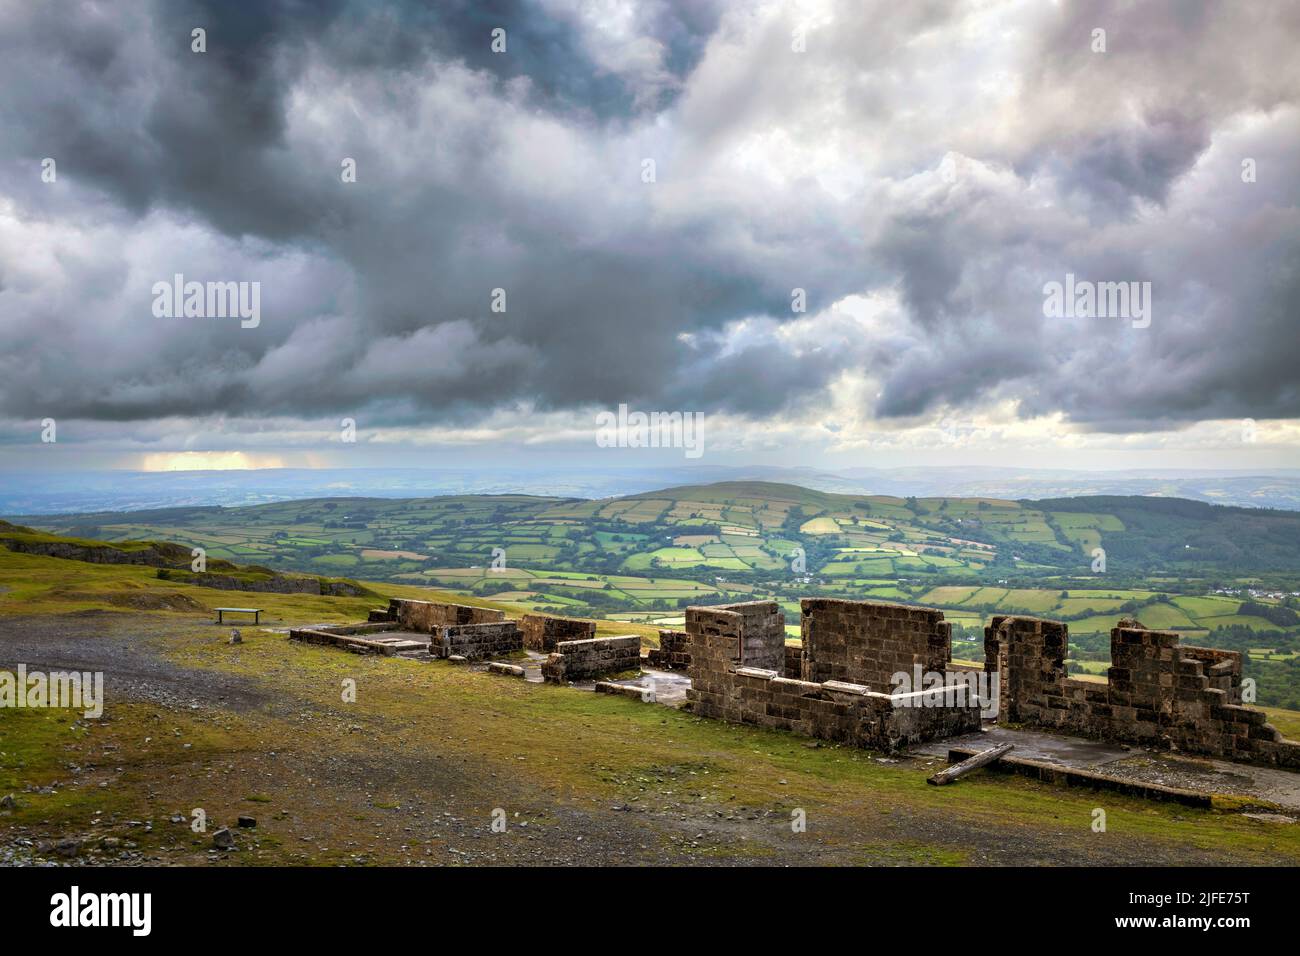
[14,481,1300,706]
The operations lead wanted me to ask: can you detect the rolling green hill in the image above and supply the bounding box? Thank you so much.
[24,481,1300,584]
[14,481,1300,705]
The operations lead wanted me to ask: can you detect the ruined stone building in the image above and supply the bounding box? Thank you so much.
[985,615,1300,768]
[290,592,1300,773]
[682,597,1300,769]
[685,599,981,752]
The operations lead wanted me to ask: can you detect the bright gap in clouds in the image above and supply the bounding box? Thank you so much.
[139,452,286,472]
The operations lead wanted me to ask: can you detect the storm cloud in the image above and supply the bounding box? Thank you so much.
[0,0,1297,458]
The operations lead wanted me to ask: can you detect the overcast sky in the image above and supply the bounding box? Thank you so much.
[1,0,1297,474]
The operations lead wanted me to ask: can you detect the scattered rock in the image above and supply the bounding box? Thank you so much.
[53,838,81,858]
[212,828,236,850]
[237,816,257,828]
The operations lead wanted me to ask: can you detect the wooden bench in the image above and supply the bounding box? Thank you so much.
[215,607,263,625]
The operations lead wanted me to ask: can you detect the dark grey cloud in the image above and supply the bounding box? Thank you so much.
[0,0,1297,450]
[0,0,723,234]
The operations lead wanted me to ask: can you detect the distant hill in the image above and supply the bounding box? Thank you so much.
[17,480,1300,580]
[8,484,1300,707]
[1027,496,1300,573]
[3,466,1299,514]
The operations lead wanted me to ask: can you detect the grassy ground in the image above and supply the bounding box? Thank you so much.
[0,547,660,641]
[3,546,1300,866]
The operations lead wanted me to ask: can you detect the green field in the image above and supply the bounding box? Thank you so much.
[14,481,1300,705]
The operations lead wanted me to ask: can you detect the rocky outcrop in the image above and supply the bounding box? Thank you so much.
[0,521,373,600]
[0,536,190,567]
[156,568,372,597]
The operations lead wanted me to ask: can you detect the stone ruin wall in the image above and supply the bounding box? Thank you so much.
[437,622,523,661]
[684,604,747,714]
[644,629,691,670]
[986,615,1300,768]
[330,595,1300,771]
[800,598,950,692]
[289,621,412,655]
[686,600,980,753]
[727,600,788,671]
[387,598,505,631]
[784,642,803,680]
[1179,645,1243,703]
[521,614,597,652]
[542,635,641,683]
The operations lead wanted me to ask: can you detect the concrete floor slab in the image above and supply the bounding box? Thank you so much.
[605,667,691,706]
[915,723,1300,813]
[914,725,1133,768]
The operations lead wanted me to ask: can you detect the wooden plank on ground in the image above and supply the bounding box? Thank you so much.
[927,743,1014,786]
